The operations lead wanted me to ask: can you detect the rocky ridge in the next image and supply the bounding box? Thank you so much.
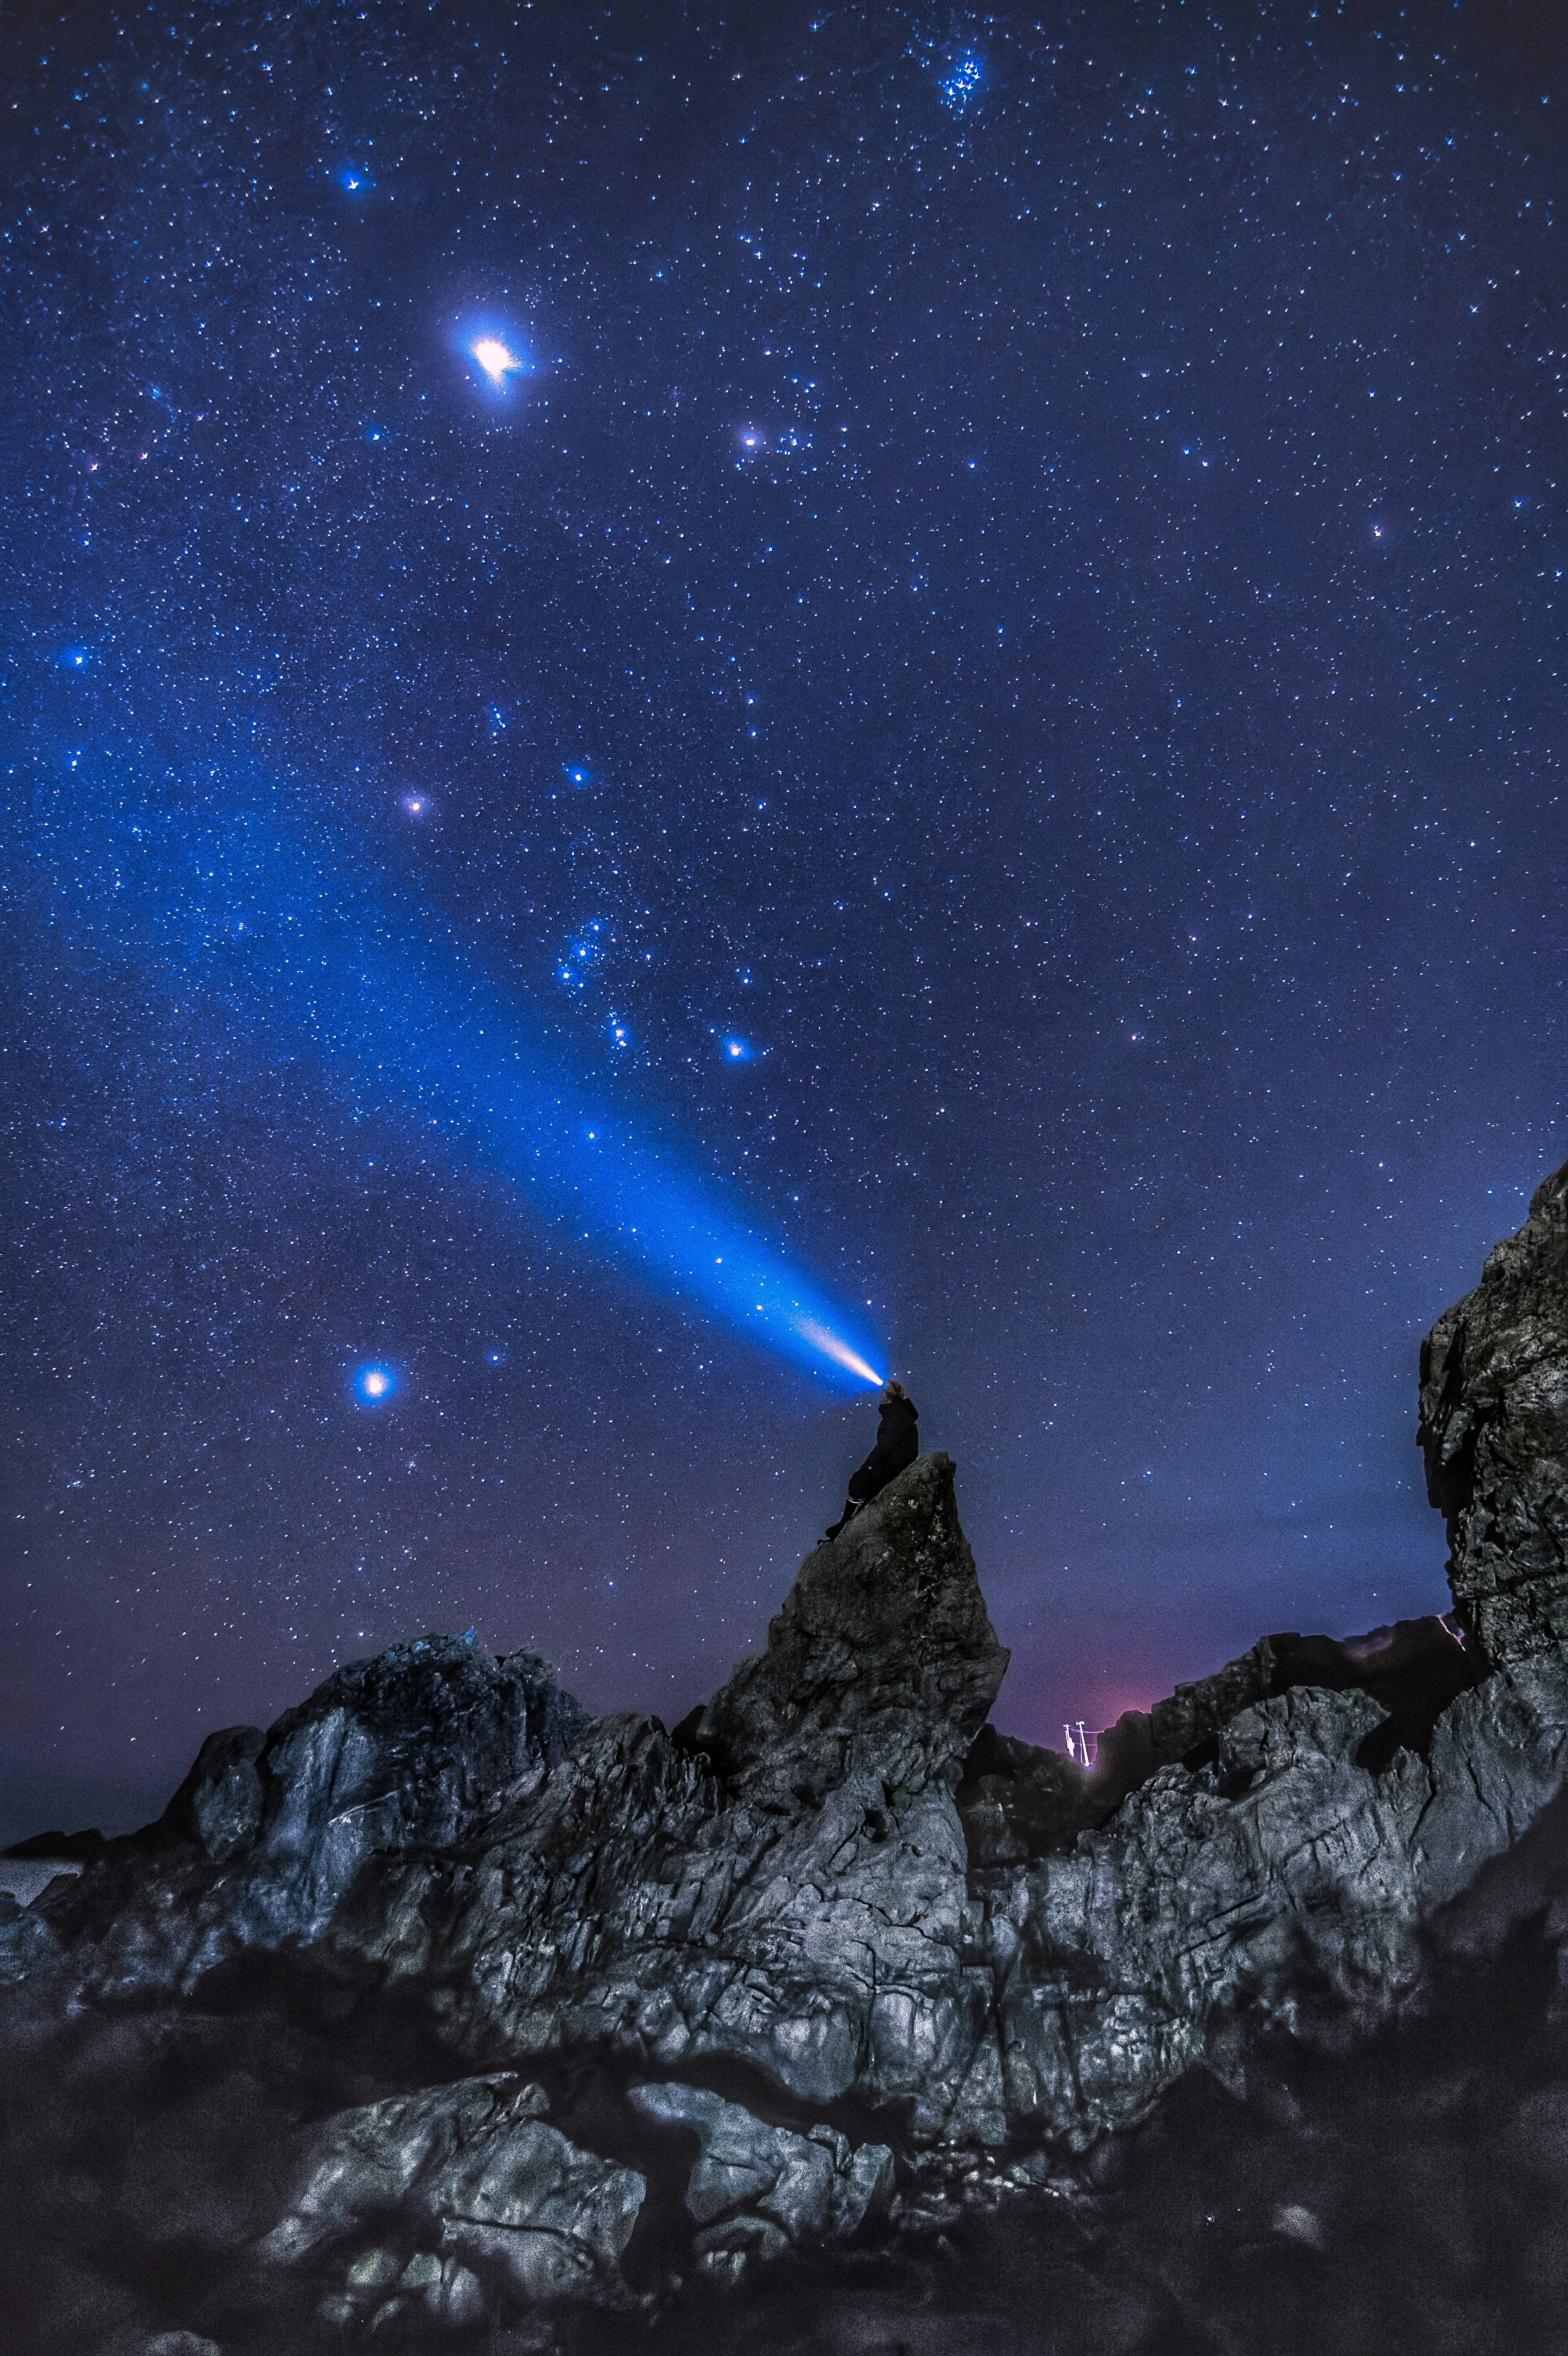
[4,1166,1568,2349]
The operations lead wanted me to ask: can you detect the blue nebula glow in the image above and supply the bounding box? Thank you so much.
[57,646,89,671]
[31,772,886,1393]
[939,51,984,111]
[564,762,592,787]
[723,1036,757,1062]
[352,1363,399,1405]
[336,165,373,193]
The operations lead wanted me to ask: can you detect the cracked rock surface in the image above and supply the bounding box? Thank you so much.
[262,2074,644,2322]
[5,1175,1568,2347]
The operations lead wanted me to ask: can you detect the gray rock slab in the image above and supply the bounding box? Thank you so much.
[261,2073,644,2314]
[628,2080,893,2244]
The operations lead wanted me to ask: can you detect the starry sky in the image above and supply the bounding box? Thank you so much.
[3,0,1565,1843]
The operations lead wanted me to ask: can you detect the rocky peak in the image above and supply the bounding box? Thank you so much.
[680,1451,1009,1808]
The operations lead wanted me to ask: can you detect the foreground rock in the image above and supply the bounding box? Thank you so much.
[5,1169,1568,2347]
[627,2082,893,2279]
[263,2075,644,2324]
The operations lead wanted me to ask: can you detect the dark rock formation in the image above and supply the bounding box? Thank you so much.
[1420,1155,1568,1667]
[678,1451,1007,1806]
[4,1172,1568,2348]
[626,2082,893,2279]
[956,1611,1482,1863]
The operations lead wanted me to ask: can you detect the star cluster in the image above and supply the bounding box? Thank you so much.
[2,0,1565,1836]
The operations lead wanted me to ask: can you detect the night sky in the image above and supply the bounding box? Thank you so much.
[3,0,1565,1845]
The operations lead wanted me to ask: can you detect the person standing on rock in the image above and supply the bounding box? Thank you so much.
[823,1379,919,1541]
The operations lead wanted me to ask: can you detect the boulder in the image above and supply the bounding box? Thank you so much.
[628,2080,893,2273]
[261,2073,644,2321]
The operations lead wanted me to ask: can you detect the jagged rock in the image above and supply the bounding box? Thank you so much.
[42,1631,586,1991]
[260,2073,644,2319]
[957,1614,1481,1866]
[627,2080,893,2270]
[1421,1157,1568,1666]
[337,1459,1006,2140]
[161,1724,267,1861]
[680,1452,1008,1807]
[9,1169,1568,2332]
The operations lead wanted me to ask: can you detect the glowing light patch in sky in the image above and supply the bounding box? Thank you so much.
[352,1364,399,1404]
[939,51,984,111]
[32,772,886,1393]
[470,336,525,388]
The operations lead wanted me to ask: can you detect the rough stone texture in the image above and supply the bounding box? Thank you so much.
[8,1176,1568,2329]
[628,2082,893,2275]
[261,2073,644,2318]
[957,1614,1479,1865]
[0,1891,58,1986]
[1420,1156,1568,1666]
[682,1451,1009,1807]
[31,1630,586,1995]
[351,1456,1009,2141]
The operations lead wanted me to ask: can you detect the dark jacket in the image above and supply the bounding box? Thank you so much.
[847,1393,920,1502]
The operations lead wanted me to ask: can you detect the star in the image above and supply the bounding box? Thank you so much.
[470,337,525,389]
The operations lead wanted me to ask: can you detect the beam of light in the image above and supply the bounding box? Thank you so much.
[794,1322,884,1390]
[22,761,886,1393]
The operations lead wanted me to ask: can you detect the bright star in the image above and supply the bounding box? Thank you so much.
[471,336,524,388]
[352,1363,398,1404]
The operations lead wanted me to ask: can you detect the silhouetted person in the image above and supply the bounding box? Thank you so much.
[823,1379,919,1541]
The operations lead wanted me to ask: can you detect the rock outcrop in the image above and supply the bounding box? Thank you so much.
[29,1632,586,1996]
[1420,1156,1568,1665]
[5,1172,1568,2347]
